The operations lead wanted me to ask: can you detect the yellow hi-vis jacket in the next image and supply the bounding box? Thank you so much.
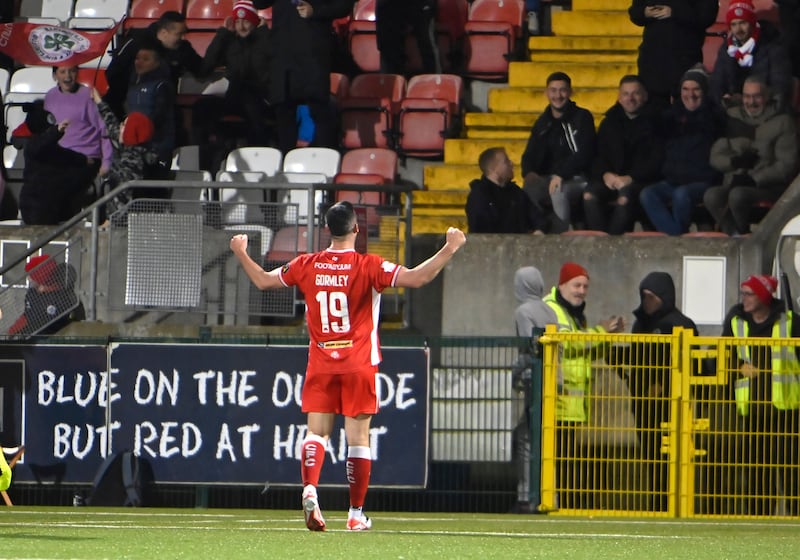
[544,287,608,423]
[732,313,800,416]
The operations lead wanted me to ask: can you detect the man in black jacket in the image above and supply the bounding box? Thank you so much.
[192,1,273,153]
[520,72,596,233]
[583,75,663,234]
[255,0,354,153]
[104,11,206,120]
[625,271,697,510]
[465,147,542,233]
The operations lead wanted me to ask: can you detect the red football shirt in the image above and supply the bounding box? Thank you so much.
[279,248,401,374]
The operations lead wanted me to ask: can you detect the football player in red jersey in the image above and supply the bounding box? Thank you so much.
[230,201,466,531]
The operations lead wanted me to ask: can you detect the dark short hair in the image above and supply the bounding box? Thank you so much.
[546,71,571,88]
[478,147,504,174]
[136,37,163,59]
[52,65,79,74]
[619,74,646,89]
[156,11,186,32]
[325,201,356,237]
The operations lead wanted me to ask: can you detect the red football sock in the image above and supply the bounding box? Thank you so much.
[346,446,371,509]
[301,434,327,487]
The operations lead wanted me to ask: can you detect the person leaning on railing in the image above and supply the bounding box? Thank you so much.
[721,274,800,516]
[543,262,625,508]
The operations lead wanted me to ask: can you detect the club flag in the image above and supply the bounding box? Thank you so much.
[0,21,120,67]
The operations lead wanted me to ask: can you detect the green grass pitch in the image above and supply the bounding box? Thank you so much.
[1,508,799,559]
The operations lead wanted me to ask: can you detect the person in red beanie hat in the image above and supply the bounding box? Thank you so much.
[7,256,84,337]
[719,272,800,515]
[190,0,272,167]
[120,112,154,147]
[542,261,624,508]
[710,0,792,109]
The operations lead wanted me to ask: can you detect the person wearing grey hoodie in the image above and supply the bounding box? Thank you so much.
[511,266,557,513]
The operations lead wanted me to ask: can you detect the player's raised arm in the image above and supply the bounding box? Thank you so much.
[395,227,466,289]
[230,234,285,290]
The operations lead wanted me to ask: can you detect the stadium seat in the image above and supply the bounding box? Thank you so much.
[623,230,669,237]
[215,169,270,224]
[223,146,283,176]
[124,0,185,31]
[396,74,463,157]
[7,66,53,97]
[277,171,328,224]
[0,68,10,99]
[17,0,73,25]
[347,0,379,73]
[185,0,234,31]
[171,145,203,172]
[266,225,330,262]
[680,231,730,238]
[330,72,350,105]
[283,147,341,180]
[333,174,384,233]
[77,67,109,96]
[69,0,129,29]
[184,31,217,57]
[340,73,406,149]
[703,23,727,73]
[338,147,398,183]
[3,145,25,182]
[463,0,524,80]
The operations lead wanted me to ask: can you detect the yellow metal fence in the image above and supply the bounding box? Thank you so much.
[538,326,800,518]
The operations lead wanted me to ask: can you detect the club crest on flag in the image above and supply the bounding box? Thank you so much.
[28,26,91,63]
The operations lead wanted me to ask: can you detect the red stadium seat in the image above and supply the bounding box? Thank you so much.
[330,72,351,105]
[339,147,398,183]
[396,74,462,157]
[463,0,524,80]
[77,68,109,96]
[703,22,727,73]
[185,0,234,31]
[266,226,330,262]
[184,31,217,57]
[340,74,406,149]
[333,175,384,233]
[124,0,184,31]
[348,19,381,73]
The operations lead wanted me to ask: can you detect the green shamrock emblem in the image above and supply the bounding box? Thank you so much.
[44,33,76,52]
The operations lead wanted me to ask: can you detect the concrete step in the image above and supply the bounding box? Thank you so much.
[573,0,633,10]
[552,11,641,36]
[528,51,636,64]
[407,190,469,206]
[424,164,476,190]
[465,111,603,131]
[443,138,528,165]
[509,61,637,88]
[411,216,468,234]
[465,128,532,140]
[489,87,617,114]
[528,35,641,53]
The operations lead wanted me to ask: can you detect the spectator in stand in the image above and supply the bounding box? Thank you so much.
[18,101,96,226]
[125,39,177,180]
[720,274,800,516]
[253,0,355,153]
[583,75,663,234]
[543,262,625,508]
[105,11,205,121]
[628,0,718,111]
[710,0,793,111]
[521,72,596,233]
[639,68,724,235]
[704,77,798,235]
[193,1,273,169]
[510,265,556,514]
[624,271,697,510]
[7,255,85,338]
[375,0,440,75]
[90,88,157,216]
[775,0,800,82]
[466,147,542,233]
[44,65,113,203]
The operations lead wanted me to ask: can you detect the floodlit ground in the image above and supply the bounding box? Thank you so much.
[1,508,799,559]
